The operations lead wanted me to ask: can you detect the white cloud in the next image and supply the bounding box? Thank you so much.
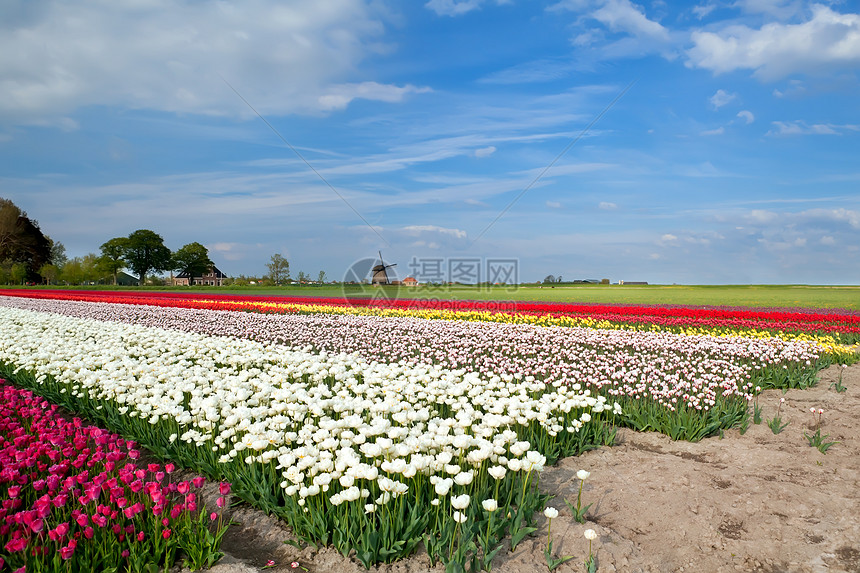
[474,145,497,158]
[599,201,617,210]
[746,209,779,224]
[767,120,860,136]
[593,0,671,43]
[0,1,416,123]
[687,5,860,80]
[736,110,755,124]
[692,3,717,19]
[659,233,679,245]
[318,82,431,111]
[546,200,562,208]
[401,225,468,239]
[820,235,836,245]
[424,0,508,16]
[801,208,860,229]
[553,0,675,59]
[701,126,725,135]
[709,89,737,109]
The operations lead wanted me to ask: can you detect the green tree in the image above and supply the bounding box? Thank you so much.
[124,229,172,284]
[0,198,51,281]
[48,238,67,268]
[80,253,107,284]
[172,242,213,284]
[266,253,290,285]
[59,254,107,285]
[11,262,27,285]
[297,271,308,283]
[38,263,59,285]
[99,237,129,285]
[317,270,327,283]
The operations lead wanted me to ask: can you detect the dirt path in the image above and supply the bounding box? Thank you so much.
[204,363,860,573]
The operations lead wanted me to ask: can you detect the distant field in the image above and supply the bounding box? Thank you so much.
[9,283,860,309]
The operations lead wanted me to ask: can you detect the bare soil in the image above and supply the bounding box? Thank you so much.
[203,363,860,573]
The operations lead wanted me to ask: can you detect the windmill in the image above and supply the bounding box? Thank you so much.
[371,251,397,285]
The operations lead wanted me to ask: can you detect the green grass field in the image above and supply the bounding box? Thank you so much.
[10,283,860,309]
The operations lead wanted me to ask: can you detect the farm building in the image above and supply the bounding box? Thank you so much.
[172,266,228,286]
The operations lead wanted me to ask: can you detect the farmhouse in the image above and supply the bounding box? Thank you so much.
[402,276,419,286]
[172,265,227,286]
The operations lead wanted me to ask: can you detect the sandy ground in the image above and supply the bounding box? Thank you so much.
[199,363,860,573]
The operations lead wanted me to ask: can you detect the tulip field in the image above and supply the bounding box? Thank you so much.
[0,290,857,572]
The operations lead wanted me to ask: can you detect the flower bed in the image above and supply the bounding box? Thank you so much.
[0,292,853,571]
[1,296,830,440]
[0,381,229,573]
[3,289,859,346]
[0,304,615,569]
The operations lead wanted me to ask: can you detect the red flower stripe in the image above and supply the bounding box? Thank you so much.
[2,289,859,336]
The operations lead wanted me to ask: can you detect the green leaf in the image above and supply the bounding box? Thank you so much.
[510,524,537,551]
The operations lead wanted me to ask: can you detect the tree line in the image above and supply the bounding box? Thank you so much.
[1,197,214,286]
[97,230,213,285]
[2,197,332,287]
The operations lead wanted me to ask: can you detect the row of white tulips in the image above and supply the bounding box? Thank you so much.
[0,296,825,412]
[0,304,610,503]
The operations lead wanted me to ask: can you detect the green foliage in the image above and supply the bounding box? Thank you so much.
[767,416,789,434]
[615,394,748,442]
[124,229,172,284]
[830,367,848,393]
[753,401,763,424]
[99,237,130,285]
[10,262,27,285]
[172,242,214,281]
[565,479,592,524]
[38,263,59,285]
[544,539,574,571]
[49,238,67,268]
[0,197,52,281]
[804,429,838,454]
[59,253,110,285]
[266,253,290,284]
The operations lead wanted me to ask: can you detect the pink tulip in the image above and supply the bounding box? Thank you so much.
[60,539,77,560]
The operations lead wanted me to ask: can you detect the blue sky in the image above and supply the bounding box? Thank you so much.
[2,0,859,285]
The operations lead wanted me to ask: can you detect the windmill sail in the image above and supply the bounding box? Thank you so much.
[371,251,397,285]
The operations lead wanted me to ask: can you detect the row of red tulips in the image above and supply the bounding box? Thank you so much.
[6,289,859,324]
[3,290,859,343]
